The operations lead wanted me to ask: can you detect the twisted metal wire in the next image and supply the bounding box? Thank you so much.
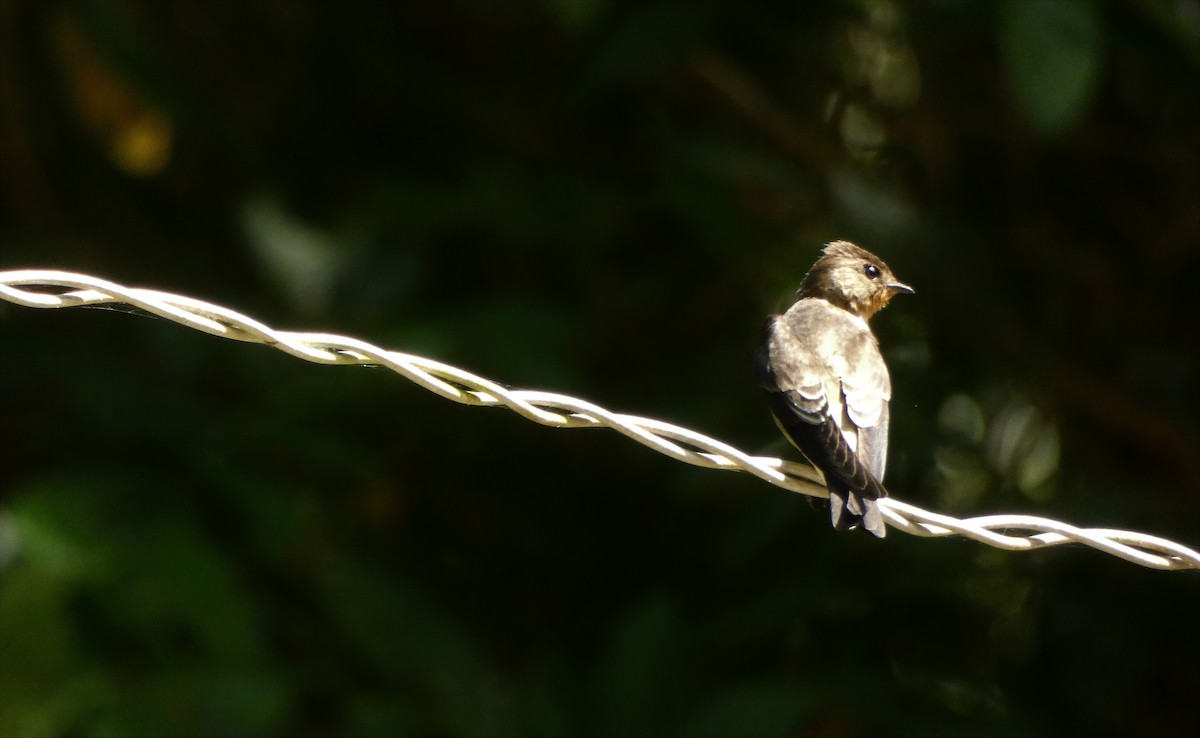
[3,268,1198,571]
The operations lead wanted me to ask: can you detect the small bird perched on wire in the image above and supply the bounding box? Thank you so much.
[756,241,913,537]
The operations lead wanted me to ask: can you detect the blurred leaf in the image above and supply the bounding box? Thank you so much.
[112,522,265,662]
[8,473,127,583]
[592,596,686,735]
[542,0,609,33]
[318,559,505,735]
[999,0,1104,136]
[0,566,111,738]
[507,653,581,737]
[683,681,815,738]
[591,1,713,81]
[51,8,174,177]
[241,190,353,317]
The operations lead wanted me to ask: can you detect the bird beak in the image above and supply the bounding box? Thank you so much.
[886,281,915,295]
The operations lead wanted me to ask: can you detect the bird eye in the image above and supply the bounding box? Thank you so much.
[864,264,881,279]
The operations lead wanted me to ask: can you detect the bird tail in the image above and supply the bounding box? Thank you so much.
[829,486,886,538]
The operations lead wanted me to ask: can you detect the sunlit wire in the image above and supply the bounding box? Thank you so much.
[3,269,1197,571]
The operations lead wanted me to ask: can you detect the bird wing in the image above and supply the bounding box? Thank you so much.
[756,303,891,496]
[834,332,892,481]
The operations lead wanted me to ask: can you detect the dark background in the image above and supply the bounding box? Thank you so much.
[2,1,1199,735]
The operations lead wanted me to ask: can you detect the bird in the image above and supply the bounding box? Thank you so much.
[755,240,913,537]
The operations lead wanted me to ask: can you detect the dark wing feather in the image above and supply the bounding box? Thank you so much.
[757,307,891,537]
[761,386,888,503]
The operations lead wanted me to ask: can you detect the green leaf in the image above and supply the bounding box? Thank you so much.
[999,0,1105,137]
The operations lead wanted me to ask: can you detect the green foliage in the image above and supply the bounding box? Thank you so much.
[999,0,1105,137]
[2,0,1199,736]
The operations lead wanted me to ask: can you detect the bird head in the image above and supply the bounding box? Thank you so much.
[797,240,914,319]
